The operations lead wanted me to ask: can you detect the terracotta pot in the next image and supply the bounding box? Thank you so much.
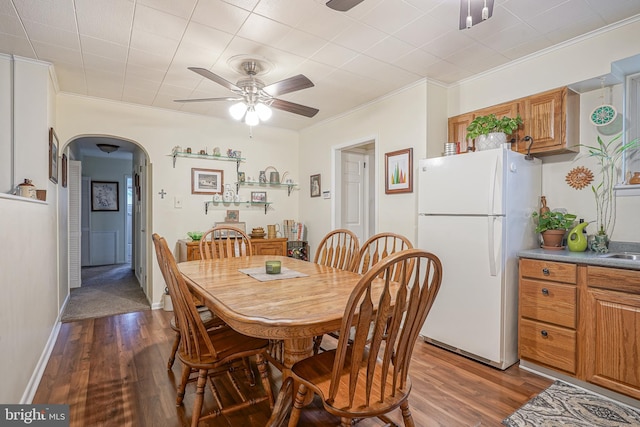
[541,229,565,248]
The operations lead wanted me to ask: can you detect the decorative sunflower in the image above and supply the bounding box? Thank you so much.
[566,166,594,190]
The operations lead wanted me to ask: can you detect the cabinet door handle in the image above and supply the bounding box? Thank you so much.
[540,330,548,338]
[541,288,549,296]
[542,268,550,276]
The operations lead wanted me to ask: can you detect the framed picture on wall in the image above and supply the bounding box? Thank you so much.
[251,191,267,203]
[310,174,321,197]
[49,127,59,184]
[91,181,119,211]
[191,168,223,195]
[385,148,413,194]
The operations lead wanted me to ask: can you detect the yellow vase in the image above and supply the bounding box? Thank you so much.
[567,222,589,252]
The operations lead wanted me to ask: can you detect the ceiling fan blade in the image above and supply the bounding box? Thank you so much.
[174,97,242,103]
[188,67,241,91]
[326,0,365,12]
[262,74,314,97]
[270,98,319,118]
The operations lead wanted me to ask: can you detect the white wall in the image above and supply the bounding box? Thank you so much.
[299,80,431,253]
[56,94,301,306]
[0,57,58,404]
[446,18,640,243]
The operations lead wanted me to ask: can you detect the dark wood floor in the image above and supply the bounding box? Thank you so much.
[33,309,552,426]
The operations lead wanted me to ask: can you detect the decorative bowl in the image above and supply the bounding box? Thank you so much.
[187,231,203,241]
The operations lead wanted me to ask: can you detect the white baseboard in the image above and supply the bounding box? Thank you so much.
[20,294,70,404]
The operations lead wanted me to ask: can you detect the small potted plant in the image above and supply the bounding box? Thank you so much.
[531,210,577,248]
[466,114,523,150]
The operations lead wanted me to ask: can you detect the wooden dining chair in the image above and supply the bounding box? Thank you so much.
[199,225,253,259]
[152,234,225,370]
[153,233,274,427]
[312,229,360,354]
[314,228,360,271]
[286,248,443,427]
[318,232,415,351]
[352,232,414,276]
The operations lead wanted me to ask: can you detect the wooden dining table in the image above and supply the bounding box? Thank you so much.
[178,255,367,425]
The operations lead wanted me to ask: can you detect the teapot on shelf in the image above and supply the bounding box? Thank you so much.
[263,166,279,184]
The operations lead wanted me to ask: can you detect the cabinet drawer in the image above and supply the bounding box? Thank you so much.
[587,265,640,295]
[520,259,577,284]
[520,279,576,328]
[519,318,576,374]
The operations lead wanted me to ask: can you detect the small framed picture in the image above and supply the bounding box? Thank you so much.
[49,127,59,184]
[91,181,119,211]
[310,174,321,197]
[226,209,239,222]
[191,168,223,195]
[385,148,413,194]
[251,191,267,203]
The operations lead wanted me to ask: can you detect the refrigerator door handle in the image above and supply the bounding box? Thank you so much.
[488,216,497,276]
[488,156,498,215]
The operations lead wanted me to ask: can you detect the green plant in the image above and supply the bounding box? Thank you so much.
[466,114,523,140]
[580,134,640,236]
[531,211,577,233]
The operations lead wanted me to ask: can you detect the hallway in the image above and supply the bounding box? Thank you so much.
[60,263,150,322]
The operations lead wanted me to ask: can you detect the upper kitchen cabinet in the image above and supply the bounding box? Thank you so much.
[449,86,580,157]
[447,113,473,152]
[514,87,580,156]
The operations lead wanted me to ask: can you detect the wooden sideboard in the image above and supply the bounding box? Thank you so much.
[178,237,288,261]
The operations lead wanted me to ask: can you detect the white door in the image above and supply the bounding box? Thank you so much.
[341,151,366,242]
[69,161,82,288]
[81,176,91,266]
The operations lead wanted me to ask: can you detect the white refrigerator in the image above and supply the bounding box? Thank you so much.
[418,146,541,370]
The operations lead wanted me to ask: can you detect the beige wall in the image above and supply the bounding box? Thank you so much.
[56,94,301,307]
[299,81,431,253]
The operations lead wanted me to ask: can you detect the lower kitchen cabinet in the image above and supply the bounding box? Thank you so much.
[519,258,640,400]
[583,266,640,400]
[518,259,577,374]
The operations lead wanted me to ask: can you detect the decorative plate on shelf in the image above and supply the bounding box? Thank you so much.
[590,104,617,126]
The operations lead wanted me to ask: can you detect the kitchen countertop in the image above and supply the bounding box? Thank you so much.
[518,241,640,271]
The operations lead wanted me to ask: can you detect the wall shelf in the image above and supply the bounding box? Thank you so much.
[205,200,272,215]
[239,181,297,196]
[169,151,244,168]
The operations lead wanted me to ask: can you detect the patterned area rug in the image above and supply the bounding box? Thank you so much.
[503,381,640,426]
[61,264,150,322]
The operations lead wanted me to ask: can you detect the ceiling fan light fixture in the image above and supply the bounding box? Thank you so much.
[97,143,119,153]
[245,107,259,126]
[255,102,272,122]
[229,102,247,120]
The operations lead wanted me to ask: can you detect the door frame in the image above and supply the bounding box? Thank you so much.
[331,136,378,236]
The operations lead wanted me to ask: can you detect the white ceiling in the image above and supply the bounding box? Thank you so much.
[2,0,640,131]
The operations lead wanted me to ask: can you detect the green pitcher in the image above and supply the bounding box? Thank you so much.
[567,221,589,252]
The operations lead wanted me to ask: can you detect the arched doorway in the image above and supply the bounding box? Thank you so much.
[60,135,151,309]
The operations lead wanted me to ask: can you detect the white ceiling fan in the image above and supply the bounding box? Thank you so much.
[175,57,318,126]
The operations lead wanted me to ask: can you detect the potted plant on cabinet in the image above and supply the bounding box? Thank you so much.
[579,133,639,249]
[466,114,523,151]
[531,210,577,249]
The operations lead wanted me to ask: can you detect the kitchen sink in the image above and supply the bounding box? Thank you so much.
[600,252,640,260]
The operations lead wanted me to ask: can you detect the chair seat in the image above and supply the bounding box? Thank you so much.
[290,348,412,419]
[170,306,226,332]
[178,326,270,369]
